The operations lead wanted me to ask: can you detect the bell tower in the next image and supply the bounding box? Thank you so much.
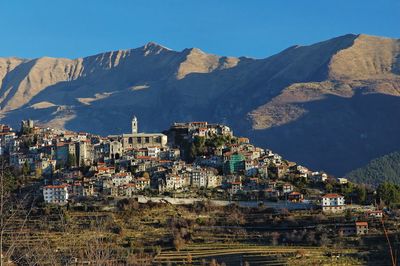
[131,116,138,134]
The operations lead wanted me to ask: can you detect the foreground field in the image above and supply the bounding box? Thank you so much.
[154,243,362,265]
[2,199,398,265]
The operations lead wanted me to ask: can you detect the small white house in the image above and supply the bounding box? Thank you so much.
[322,193,345,213]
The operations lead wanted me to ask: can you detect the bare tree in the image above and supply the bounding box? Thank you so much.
[0,158,39,265]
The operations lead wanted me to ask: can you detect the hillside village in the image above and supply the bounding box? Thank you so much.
[1,116,389,212]
[1,116,400,265]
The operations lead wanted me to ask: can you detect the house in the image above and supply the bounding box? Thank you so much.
[267,181,277,189]
[265,188,280,199]
[36,158,56,175]
[288,191,304,202]
[160,174,185,191]
[270,165,286,178]
[207,175,222,188]
[337,177,348,185]
[147,146,161,158]
[322,193,345,213]
[190,168,207,188]
[120,183,137,197]
[134,177,150,190]
[311,172,328,182]
[338,224,356,236]
[245,160,258,177]
[43,184,69,204]
[245,178,259,191]
[282,183,294,194]
[228,181,242,194]
[355,221,368,235]
[366,210,383,219]
[224,152,245,174]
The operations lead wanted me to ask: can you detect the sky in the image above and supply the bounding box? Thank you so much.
[0,0,399,59]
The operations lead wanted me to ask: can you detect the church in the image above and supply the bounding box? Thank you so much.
[120,116,168,150]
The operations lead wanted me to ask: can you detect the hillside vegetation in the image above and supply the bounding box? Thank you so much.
[347,151,400,187]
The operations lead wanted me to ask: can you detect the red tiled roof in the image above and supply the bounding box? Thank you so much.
[322,193,343,199]
[367,210,383,214]
[355,221,368,226]
[44,185,67,189]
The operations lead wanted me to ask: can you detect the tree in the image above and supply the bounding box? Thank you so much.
[356,185,367,204]
[1,159,37,265]
[345,209,353,221]
[319,233,329,246]
[173,234,185,251]
[325,183,333,193]
[22,161,30,178]
[377,182,400,207]
[143,172,150,179]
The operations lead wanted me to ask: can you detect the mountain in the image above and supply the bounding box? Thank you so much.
[347,151,400,187]
[1,34,400,175]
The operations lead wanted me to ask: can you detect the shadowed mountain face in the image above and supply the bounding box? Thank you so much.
[1,34,400,175]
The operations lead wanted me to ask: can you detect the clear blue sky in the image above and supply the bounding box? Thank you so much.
[1,0,399,59]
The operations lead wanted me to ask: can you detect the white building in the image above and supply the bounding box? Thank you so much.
[147,146,161,158]
[322,193,345,213]
[311,172,328,182]
[337,177,348,185]
[43,185,69,204]
[190,168,207,188]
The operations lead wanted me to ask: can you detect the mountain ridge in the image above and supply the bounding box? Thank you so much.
[1,33,400,176]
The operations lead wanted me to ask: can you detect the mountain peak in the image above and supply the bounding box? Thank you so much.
[141,42,171,55]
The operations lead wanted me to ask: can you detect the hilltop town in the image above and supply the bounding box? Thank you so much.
[2,116,349,207]
[1,117,399,264]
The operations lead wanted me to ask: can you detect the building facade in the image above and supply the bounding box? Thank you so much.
[43,185,69,204]
[322,193,345,213]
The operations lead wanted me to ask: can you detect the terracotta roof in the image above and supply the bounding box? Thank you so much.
[136,156,155,160]
[355,221,368,226]
[44,185,68,189]
[322,193,343,198]
[367,210,383,214]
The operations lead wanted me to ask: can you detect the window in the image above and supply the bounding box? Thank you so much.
[145,137,150,143]
[128,137,133,144]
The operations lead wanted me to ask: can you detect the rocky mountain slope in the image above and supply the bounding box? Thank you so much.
[1,34,399,175]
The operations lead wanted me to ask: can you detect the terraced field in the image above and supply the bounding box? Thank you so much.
[154,243,362,265]
[2,202,396,265]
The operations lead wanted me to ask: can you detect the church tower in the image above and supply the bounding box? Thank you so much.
[131,116,138,134]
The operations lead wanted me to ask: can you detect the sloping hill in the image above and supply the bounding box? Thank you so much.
[0,34,399,175]
[346,151,400,187]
